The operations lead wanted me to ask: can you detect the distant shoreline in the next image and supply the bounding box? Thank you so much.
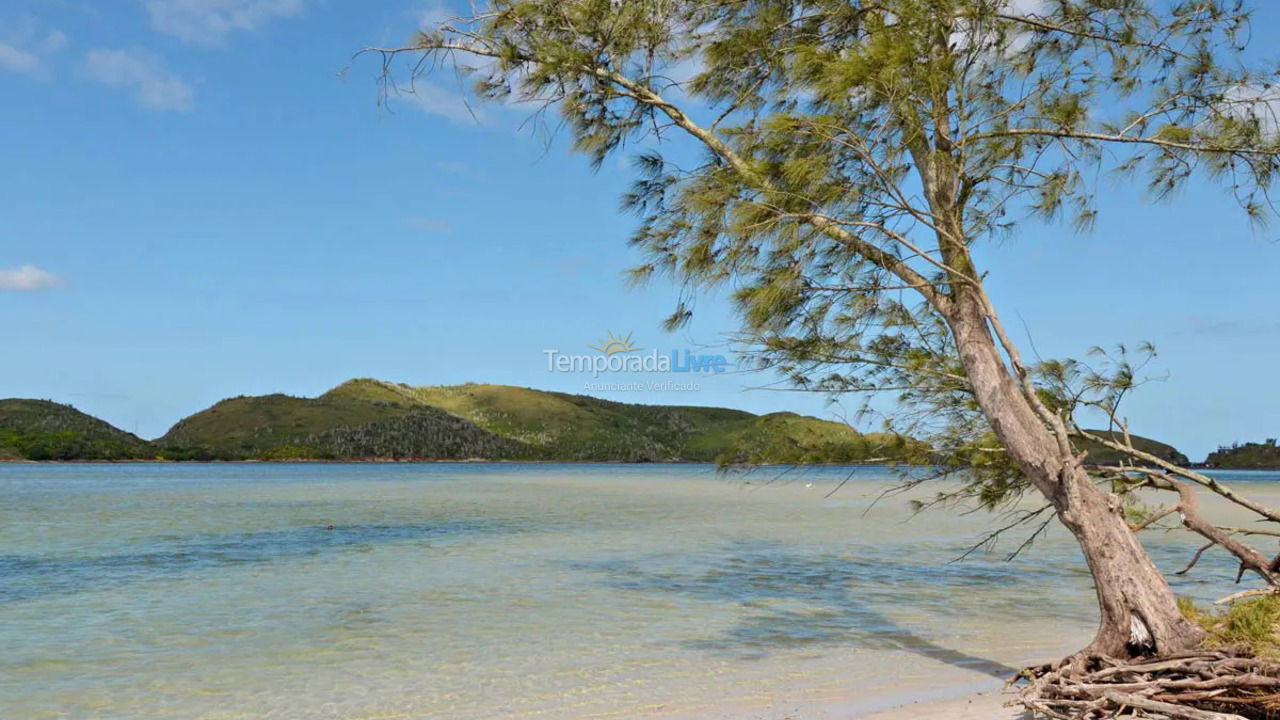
[4,384,1275,468]
[0,457,905,466]
[4,458,1280,470]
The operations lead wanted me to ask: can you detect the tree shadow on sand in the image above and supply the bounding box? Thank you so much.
[572,540,1097,678]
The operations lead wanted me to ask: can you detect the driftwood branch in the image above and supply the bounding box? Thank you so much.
[1016,650,1280,720]
[1214,588,1279,606]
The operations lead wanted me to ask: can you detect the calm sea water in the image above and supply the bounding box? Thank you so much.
[2,463,1278,719]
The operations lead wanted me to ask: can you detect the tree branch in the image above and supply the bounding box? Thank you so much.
[1080,429,1280,525]
[965,128,1279,158]
[367,39,953,314]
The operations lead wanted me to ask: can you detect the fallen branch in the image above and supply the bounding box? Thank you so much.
[1014,650,1280,719]
[1215,589,1279,606]
[1102,690,1247,720]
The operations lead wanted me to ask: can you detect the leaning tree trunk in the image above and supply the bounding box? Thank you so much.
[946,294,1206,658]
[1055,476,1207,656]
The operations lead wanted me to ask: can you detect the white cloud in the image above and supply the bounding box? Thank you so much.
[0,43,39,74]
[41,30,69,54]
[416,1,453,31]
[143,0,305,45]
[1221,83,1280,139]
[0,15,69,77]
[950,0,1052,55]
[84,48,194,112]
[0,265,62,291]
[663,52,705,87]
[397,81,483,125]
[1005,0,1051,16]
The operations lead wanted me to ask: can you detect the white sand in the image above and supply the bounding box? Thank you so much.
[857,690,1027,720]
[655,678,1032,719]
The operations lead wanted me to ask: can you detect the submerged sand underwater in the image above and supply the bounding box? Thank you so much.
[2,463,1276,719]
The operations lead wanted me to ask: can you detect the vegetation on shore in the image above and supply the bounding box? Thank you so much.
[0,399,150,461]
[0,380,1262,467]
[1206,439,1280,470]
[1180,595,1280,659]
[1075,431,1190,467]
[0,379,921,463]
[160,379,927,462]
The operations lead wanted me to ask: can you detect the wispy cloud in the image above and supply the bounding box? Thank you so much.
[1176,314,1280,338]
[405,217,454,233]
[1220,83,1280,139]
[0,14,68,78]
[143,0,305,45]
[396,81,483,125]
[416,1,454,31]
[0,264,63,291]
[950,0,1051,55]
[84,48,194,112]
[387,7,520,128]
[0,43,40,75]
[1005,0,1051,16]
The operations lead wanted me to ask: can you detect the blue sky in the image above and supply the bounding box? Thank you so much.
[1,0,1277,459]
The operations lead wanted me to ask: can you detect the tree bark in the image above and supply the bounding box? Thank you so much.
[945,293,1206,658]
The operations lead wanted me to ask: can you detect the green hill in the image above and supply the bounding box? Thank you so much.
[159,392,408,459]
[158,379,913,463]
[680,410,918,464]
[5,381,1192,466]
[0,399,150,460]
[1205,439,1280,469]
[1075,430,1190,467]
[156,390,521,461]
[295,408,527,460]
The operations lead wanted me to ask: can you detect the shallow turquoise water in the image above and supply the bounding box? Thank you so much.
[2,463,1277,719]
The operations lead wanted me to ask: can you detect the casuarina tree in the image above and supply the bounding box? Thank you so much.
[366,1,1280,711]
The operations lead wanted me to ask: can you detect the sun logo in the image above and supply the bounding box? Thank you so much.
[589,331,640,355]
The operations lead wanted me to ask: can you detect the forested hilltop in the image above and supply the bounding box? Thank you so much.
[1205,439,1280,469]
[0,379,1236,466]
[156,379,921,462]
[0,399,150,460]
[1,380,920,463]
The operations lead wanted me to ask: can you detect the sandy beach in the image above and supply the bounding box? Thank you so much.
[859,690,1024,720]
[654,678,1029,720]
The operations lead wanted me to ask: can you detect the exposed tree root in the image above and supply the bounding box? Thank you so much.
[1012,649,1280,719]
